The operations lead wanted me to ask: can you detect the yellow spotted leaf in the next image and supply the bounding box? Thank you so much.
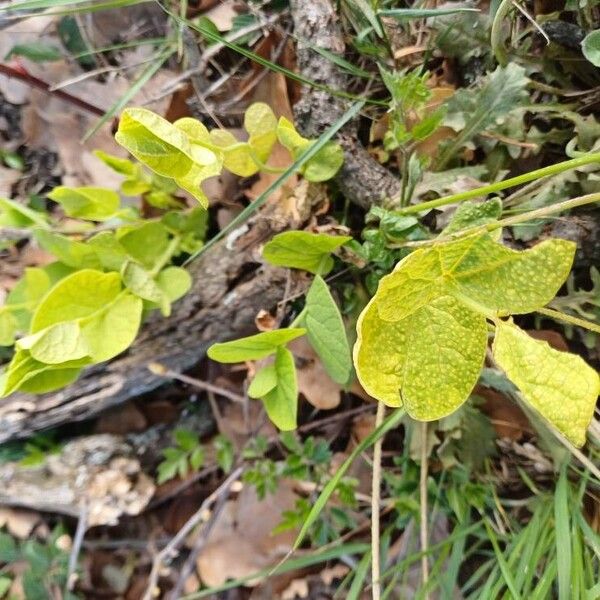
[493,320,600,447]
[354,294,487,419]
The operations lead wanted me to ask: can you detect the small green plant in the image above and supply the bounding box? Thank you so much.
[156,428,205,484]
[0,525,79,600]
[0,103,344,398]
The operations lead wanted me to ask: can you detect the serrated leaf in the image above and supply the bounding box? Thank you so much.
[248,364,277,398]
[48,186,120,221]
[190,446,205,470]
[174,428,199,451]
[377,234,575,321]
[262,231,351,275]
[354,294,487,419]
[207,328,306,363]
[304,275,352,384]
[262,346,298,430]
[492,320,600,447]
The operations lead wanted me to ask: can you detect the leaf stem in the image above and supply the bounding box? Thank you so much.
[371,401,385,600]
[395,153,600,215]
[536,307,600,335]
[419,421,430,599]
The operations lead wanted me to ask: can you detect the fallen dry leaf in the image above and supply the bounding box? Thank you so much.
[196,480,299,587]
[0,507,40,539]
[289,338,342,410]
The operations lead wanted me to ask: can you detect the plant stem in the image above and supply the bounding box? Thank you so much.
[396,191,600,248]
[537,307,600,335]
[395,153,600,215]
[419,421,430,599]
[371,401,385,600]
[490,0,514,66]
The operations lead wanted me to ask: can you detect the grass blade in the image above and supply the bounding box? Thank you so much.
[346,549,371,600]
[378,7,479,18]
[554,464,572,600]
[483,520,521,599]
[184,99,365,264]
[291,408,405,553]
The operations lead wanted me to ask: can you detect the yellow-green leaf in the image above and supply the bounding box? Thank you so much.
[207,328,306,363]
[262,231,351,275]
[492,320,600,447]
[47,186,120,221]
[262,346,298,431]
[244,102,277,162]
[19,321,90,364]
[354,294,487,419]
[209,129,258,177]
[0,310,17,346]
[156,266,192,302]
[31,270,122,332]
[248,364,277,398]
[377,234,575,321]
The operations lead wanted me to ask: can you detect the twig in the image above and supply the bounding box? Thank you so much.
[66,504,88,593]
[0,63,105,117]
[371,401,385,600]
[148,362,246,404]
[168,473,234,599]
[143,466,244,600]
[419,421,430,598]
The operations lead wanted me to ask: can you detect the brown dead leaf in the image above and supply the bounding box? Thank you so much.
[0,507,40,539]
[476,386,530,441]
[288,338,342,410]
[255,309,277,331]
[95,403,148,435]
[526,329,569,351]
[196,480,298,587]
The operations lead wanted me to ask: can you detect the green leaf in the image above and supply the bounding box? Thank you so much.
[48,186,120,221]
[303,275,352,384]
[27,270,142,363]
[244,102,277,161]
[582,31,600,67]
[441,198,503,235]
[34,230,101,269]
[174,428,199,451]
[87,232,129,271]
[115,108,221,207]
[492,320,600,447]
[261,346,297,431]
[122,261,165,303]
[93,149,139,176]
[207,328,306,363]
[6,42,61,62]
[376,234,575,321]
[5,267,53,332]
[209,129,258,177]
[276,118,343,182]
[156,266,191,302]
[118,222,169,269]
[31,270,121,332]
[0,197,49,229]
[354,295,487,418]
[248,364,277,398]
[262,231,351,275]
[173,117,211,144]
[439,64,529,168]
[293,408,405,550]
[0,310,17,346]
[19,321,90,364]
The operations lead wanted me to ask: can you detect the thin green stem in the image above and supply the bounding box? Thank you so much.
[394,191,600,248]
[490,0,514,66]
[536,307,600,336]
[395,153,600,216]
